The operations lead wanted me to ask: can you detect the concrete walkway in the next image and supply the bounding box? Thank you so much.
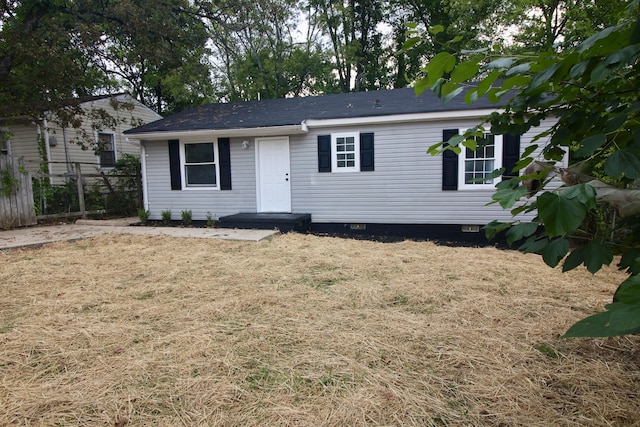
[0,218,279,250]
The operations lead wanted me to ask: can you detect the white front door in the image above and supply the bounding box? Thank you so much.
[256,137,291,212]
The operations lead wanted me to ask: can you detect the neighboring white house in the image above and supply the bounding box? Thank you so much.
[125,88,562,240]
[0,93,162,183]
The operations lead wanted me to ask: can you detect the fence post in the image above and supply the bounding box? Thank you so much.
[75,162,86,219]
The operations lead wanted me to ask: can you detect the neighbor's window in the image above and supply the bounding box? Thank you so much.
[97,132,116,167]
[0,129,10,155]
[458,133,503,190]
[183,142,218,187]
[332,134,359,172]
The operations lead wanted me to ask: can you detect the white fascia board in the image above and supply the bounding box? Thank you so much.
[304,108,503,128]
[125,124,308,141]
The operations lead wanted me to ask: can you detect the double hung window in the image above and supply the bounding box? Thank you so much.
[332,134,360,172]
[183,142,218,188]
[97,132,116,168]
[458,133,503,190]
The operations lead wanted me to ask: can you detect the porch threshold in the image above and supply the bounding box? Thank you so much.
[217,213,311,233]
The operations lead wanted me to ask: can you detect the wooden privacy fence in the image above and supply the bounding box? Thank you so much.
[0,154,36,229]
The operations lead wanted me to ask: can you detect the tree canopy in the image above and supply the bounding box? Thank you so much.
[411,0,640,337]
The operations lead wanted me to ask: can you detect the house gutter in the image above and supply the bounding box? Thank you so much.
[125,124,309,141]
[303,108,503,128]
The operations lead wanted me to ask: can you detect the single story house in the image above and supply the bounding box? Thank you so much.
[125,88,559,240]
[1,93,162,184]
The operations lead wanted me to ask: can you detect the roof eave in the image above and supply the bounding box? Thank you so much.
[125,124,308,140]
[304,108,503,128]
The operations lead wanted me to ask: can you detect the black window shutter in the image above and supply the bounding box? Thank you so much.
[218,138,232,190]
[360,132,374,171]
[442,129,459,190]
[502,134,520,180]
[318,135,331,172]
[168,139,181,190]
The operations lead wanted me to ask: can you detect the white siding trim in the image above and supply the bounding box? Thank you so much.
[141,143,149,210]
[457,133,503,191]
[179,140,221,191]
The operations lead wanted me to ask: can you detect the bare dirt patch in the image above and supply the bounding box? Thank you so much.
[1,233,638,426]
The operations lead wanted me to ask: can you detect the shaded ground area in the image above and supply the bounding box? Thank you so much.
[1,233,638,426]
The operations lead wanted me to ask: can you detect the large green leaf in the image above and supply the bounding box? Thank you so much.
[563,246,585,273]
[560,184,597,209]
[574,134,607,158]
[619,249,640,275]
[605,148,640,179]
[476,70,501,97]
[505,222,539,245]
[484,57,517,70]
[581,238,614,274]
[614,275,640,305]
[519,236,550,254]
[577,24,620,54]
[563,303,640,338]
[541,237,570,267]
[526,63,560,94]
[425,52,456,84]
[483,220,511,240]
[450,60,479,84]
[492,185,528,209]
[563,237,614,277]
[537,192,587,237]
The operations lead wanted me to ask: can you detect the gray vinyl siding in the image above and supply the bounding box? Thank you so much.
[2,123,41,175]
[289,118,556,225]
[3,95,161,184]
[142,117,557,225]
[143,137,257,221]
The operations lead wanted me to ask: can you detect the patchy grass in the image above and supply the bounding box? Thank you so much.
[0,232,639,426]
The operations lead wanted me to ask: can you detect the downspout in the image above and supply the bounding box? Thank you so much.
[40,119,53,176]
[62,127,72,173]
[140,142,149,211]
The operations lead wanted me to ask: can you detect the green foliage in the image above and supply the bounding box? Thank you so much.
[106,154,141,216]
[181,209,192,226]
[206,211,214,228]
[414,1,640,337]
[138,209,150,224]
[161,209,172,225]
[0,165,20,197]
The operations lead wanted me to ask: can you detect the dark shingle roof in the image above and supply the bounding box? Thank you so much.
[125,87,499,135]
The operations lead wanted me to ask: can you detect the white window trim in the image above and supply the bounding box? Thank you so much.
[331,133,360,173]
[96,131,116,168]
[180,140,220,190]
[457,131,503,190]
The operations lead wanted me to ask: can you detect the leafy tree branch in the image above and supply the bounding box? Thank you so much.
[411,0,640,337]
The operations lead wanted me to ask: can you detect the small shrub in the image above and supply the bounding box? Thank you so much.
[206,211,214,228]
[181,209,192,226]
[161,209,172,225]
[138,209,150,224]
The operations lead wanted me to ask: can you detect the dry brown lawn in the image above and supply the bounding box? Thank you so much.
[1,232,639,426]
